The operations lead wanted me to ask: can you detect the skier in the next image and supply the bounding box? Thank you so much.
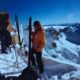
[0,11,12,53]
[30,20,46,74]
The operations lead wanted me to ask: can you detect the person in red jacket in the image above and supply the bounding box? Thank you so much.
[30,21,46,74]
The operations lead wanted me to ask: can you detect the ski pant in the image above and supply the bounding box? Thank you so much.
[30,48,44,74]
[1,41,6,53]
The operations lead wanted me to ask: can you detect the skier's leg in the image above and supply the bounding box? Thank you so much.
[1,42,6,53]
[30,49,36,66]
[36,52,44,74]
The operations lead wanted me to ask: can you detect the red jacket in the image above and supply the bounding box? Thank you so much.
[32,27,46,52]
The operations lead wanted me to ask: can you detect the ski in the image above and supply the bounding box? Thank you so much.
[28,16,32,67]
[15,15,21,47]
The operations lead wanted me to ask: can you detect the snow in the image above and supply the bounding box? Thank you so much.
[0,47,27,76]
[0,25,80,80]
[41,25,80,80]
[10,31,15,36]
[44,26,68,30]
[43,50,80,68]
[58,33,79,57]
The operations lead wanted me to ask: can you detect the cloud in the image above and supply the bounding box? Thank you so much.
[66,13,75,20]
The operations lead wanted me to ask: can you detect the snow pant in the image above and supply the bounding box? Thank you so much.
[30,48,44,74]
[1,40,6,53]
[1,39,10,53]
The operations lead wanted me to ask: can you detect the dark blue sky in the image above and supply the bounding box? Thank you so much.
[0,0,80,25]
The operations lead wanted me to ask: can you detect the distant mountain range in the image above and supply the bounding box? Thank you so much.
[63,23,80,45]
[45,23,80,45]
[22,23,80,45]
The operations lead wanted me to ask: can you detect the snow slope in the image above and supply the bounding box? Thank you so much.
[45,27,80,64]
[0,25,80,80]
